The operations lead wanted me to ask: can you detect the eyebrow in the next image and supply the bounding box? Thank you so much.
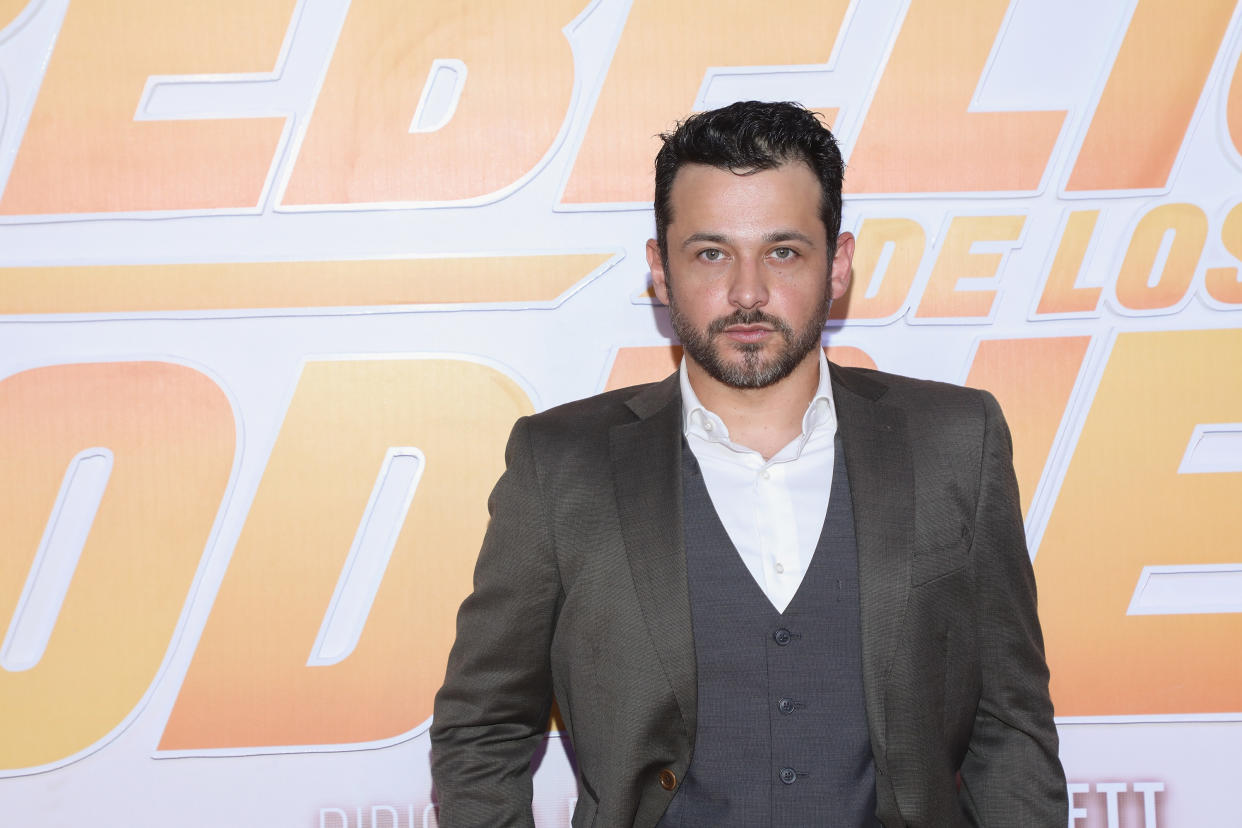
[763,230,817,247]
[681,232,728,249]
[680,230,818,249]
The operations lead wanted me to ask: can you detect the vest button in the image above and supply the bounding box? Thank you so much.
[658,769,678,791]
[778,697,795,714]
[779,767,798,785]
[773,628,792,646]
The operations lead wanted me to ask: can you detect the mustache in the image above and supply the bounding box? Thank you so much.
[705,309,794,337]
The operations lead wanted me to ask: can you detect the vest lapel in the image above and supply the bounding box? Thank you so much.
[831,364,914,769]
[610,373,697,745]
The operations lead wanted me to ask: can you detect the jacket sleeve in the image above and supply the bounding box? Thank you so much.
[958,391,1067,826]
[430,416,561,827]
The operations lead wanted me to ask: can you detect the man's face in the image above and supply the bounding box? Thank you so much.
[647,161,854,390]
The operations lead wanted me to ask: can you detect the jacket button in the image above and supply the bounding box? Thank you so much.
[779,767,798,785]
[778,697,795,714]
[658,769,678,791]
[773,628,792,646]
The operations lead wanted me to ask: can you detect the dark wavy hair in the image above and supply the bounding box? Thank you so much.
[653,101,844,265]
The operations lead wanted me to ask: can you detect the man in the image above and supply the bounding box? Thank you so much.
[431,101,1066,826]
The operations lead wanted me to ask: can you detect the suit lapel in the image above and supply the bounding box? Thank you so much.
[610,374,698,742]
[831,364,914,763]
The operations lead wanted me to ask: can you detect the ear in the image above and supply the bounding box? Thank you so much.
[647,238,671,306]
[830,231,855,300]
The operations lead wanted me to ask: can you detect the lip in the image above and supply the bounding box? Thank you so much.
[723,325,773,343]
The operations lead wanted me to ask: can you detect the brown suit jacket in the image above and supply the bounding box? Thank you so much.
[430,364,1066,826]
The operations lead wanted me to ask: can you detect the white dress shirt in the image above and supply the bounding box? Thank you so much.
[679,349,838,613]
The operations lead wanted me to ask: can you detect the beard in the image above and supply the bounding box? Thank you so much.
[667,290,832,390]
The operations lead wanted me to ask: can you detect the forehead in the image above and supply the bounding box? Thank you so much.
[665,161,825,239]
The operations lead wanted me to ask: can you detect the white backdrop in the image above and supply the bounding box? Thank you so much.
[2,0,1241,825]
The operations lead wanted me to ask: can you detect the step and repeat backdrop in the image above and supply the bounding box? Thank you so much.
[2,0,1241,825]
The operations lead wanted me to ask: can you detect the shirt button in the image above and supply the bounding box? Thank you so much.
[774,562,785,574]
[778,697,795,715]
[779,767,798,785]
[760,469,770,480]
[658,769,678,790]
[773,628,792,646]
[702,420,713,431]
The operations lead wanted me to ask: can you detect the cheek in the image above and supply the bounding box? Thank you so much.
[772,282,817,308]
[669,279,719,313]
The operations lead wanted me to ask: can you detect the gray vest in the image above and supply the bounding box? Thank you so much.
[659,436,879,827]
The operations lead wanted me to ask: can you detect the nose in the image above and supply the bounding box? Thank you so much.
[728,255,768,310]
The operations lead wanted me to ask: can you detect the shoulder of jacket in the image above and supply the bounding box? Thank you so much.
[515,381,672,455]
[528,382,658,425]
[833,362,987,409]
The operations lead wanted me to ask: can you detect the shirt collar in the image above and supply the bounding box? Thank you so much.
[679,348,836,444]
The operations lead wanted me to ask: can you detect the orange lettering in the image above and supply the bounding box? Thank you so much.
[0,0,294,215]
[561,0,849,205]
[0,0,27,28]
[1204,202,1242,305]
[0,254,611,315]
[284,0,578,205]
[847,0,1064,194]
[1066,0,1235,192]
[915,215,1025,319]
[1113,203,1206,312]
[831,218,924,322]
[0,363,234,772]
[1037,330,1242,715]
[1034,211,1103,316]
[160,358,532,751]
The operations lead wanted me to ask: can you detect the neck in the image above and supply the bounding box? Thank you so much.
[686,349,821,460]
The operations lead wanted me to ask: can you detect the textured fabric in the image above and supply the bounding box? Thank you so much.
[430,365,1067,828]
[680,350,837,611]
[658,437,878,827]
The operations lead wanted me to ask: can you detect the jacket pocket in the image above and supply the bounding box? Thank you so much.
[911,521,971,586]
